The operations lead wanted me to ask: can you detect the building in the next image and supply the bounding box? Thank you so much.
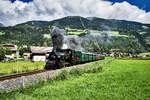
[23,53,31,60]
[2,44,18,59]
[31,46,53,61]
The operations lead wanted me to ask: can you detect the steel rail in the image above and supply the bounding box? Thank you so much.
[0,70,48,81]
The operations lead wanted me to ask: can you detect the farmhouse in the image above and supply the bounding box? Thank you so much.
[31,46,53,61]
[2,44,18,59]
[23,53,31,60]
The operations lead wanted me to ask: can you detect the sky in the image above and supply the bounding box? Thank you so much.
[106,0,150,12]
[1,0,150,26]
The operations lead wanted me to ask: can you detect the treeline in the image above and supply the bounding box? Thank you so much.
[0,26,52,47]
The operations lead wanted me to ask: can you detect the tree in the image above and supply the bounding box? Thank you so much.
[19,47,30,57]
[0,45,6,61]
[43,41,48,47]
[5,48,12,55]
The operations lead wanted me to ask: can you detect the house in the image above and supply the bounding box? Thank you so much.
[31,46,53,61]
[23,53,31,60]
[2,44,18,59]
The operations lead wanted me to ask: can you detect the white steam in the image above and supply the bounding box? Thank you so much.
[50,27,113,52]
[50,27,83,51]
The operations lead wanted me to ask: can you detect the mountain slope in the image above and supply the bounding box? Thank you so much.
[0,16,150,52]
[16,21,48,27]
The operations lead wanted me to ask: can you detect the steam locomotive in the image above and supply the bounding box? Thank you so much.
[44,49,105,70]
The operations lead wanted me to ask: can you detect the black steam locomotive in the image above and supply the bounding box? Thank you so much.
[44,49,105,70]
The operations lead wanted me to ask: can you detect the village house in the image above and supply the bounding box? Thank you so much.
[31,46,53,61]
[110,49,123,57]
[2,44,18,59]
[23,53,31,60]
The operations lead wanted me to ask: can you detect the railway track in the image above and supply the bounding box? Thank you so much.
[0,58,115,82]
[0,62,92,81]
[0,70,48,81]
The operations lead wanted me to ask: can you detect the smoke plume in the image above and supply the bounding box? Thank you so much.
[50,27,83,51]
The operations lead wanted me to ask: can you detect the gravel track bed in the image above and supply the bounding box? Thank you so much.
[0,61,99,92]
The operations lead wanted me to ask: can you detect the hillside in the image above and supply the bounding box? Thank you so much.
[0,16,150,53]
[16,21,48,27]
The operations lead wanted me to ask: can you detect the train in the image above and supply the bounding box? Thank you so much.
[44,49,105,70]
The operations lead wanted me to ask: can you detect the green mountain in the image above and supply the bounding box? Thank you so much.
[16,21,48,27]
[0,16,150,53]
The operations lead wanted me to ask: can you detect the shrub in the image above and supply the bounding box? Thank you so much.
[84,66,102,73]
[91,67,102,73]
[69,68,83,76]
[55,70,69,80]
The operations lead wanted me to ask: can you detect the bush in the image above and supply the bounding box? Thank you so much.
[5,48,12,55]
[84,66,102,73]
[55,70,69,80]
[91,67,102,73]
[19,47,30,57]
[69,68,83,76]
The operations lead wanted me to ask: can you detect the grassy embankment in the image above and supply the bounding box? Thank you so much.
[1,58,150,100]
[0,61,45,75]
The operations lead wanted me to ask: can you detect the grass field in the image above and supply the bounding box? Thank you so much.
[0,31,5,35]
[139,52,150,56]
[65,27,87,35]
[0,61,45,75]
[1,59,150,100]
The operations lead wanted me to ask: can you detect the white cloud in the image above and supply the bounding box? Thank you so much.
[0,0,150,26]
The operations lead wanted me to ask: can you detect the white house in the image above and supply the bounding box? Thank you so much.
[2,44,18,59]
[31,46,53,61]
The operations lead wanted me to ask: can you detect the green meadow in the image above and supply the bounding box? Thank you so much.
[0,61,45,75]
[1,59,150,100]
